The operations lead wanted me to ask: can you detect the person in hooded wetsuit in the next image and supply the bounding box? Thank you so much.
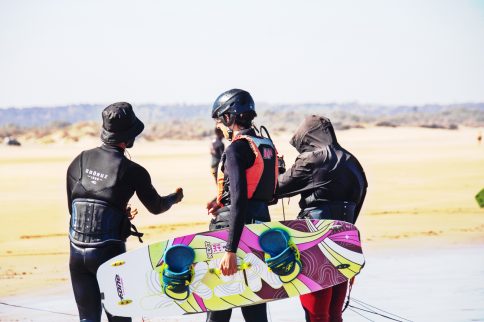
[66,102,184,322]
[275,115,368,322]
[206,89,279,322]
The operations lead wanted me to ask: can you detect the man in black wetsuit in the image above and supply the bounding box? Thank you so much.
[276,115,368,322]
[206,89,278,322]
[66,102,184,322]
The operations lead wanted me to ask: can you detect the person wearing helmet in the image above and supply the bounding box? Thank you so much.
[275,115,368,322]
[66,102,184,322]
[206,89,279,322]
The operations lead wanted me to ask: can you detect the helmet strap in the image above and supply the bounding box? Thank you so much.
[221,114,236,127]
[217,124,233,141]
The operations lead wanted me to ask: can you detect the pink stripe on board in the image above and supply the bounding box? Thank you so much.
[192,293,207,311]
[235,239,252,253]
[329,231,361,247]
[203,230,228,240]
[297,231,332,251]
[239,227,264,251]
[181,234,197,246]
[330,233,360,242]
[172,237,185,245]
[297,273,323,292]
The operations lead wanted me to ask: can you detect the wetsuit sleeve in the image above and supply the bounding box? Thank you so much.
[225,141,253,253]
[66,154,82,215]
[131,164,178,214]
[276,154,314,198]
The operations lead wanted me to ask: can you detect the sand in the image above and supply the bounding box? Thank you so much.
[0,126,483,321]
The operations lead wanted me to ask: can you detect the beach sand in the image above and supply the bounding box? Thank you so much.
[1,126,483,321]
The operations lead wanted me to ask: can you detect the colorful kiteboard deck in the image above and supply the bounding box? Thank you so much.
[97,219,365,318]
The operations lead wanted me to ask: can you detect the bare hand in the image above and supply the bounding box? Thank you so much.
[126,204,138,220]
[219,251,237,276]
[207,198,220,219]
[206,198,217,211]
[174,187,184,203]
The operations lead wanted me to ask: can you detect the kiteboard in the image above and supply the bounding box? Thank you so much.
[97,219,365,318]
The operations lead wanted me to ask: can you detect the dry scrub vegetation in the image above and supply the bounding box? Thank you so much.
[2,110,481,145]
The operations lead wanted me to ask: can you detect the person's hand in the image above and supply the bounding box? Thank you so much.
[126,204,138,221]
[206,198,217,210]
[219,251,237,276]
[174,187,184,203]
[206,198,220,217]
[207,199,220,219]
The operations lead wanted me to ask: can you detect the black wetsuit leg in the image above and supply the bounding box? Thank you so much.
[206,303,267,322]
[206,309,232,322]
[241,303,268,322]
[69,242,131,322]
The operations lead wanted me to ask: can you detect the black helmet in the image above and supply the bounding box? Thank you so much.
[211,89,256,119]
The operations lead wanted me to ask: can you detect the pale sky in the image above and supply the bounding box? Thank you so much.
[1,0,483,108]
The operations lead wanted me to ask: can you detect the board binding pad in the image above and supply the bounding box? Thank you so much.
[97,219,365,318]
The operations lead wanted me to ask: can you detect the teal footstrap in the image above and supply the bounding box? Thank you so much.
[161,245,195,300]
[259,228,302,283]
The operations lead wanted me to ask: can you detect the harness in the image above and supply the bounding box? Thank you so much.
[216,134,278,206]
[69,198,143,247]
[69,147,145,247]
[297,201,357,223]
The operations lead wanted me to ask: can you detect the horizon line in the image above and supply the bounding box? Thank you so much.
[1,100,484,110]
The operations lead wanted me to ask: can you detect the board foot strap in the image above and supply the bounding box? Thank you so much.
[161,245,195,301]
[259,228,302,283]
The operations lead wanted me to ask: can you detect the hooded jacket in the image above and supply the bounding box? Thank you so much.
[276,115,368,223]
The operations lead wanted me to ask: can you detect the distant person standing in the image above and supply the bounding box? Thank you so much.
[66,102,184,322]
[275,115,368,322]
[478,131,482,145]
[210,127,225,181]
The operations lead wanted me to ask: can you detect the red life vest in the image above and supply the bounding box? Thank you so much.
[216,134,278,206]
